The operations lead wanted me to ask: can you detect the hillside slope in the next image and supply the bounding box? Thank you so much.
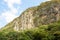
[1,0,60,31]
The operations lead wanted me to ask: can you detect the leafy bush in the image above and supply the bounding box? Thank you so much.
[0,21,60,40]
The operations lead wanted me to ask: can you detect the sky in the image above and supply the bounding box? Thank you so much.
[0,0,50,28]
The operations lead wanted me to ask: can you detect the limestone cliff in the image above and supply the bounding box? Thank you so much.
[1,0,60,31]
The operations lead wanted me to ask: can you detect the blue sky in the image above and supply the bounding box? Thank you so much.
[0,0,50,28]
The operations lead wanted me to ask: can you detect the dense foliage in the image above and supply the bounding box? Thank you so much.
[0,21,60,40]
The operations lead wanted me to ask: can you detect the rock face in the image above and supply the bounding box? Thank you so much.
[2,0,60,31]
[14,10,35,31]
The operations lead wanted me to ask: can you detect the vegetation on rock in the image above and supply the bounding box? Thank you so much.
[1,0,60,40]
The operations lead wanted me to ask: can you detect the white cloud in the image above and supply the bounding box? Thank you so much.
[1,11,17,22]
[4,0,21,14]
[4,0,21,8]
[1,0,21,23]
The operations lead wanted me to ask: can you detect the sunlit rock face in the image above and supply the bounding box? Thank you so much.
[20,10,34,30]
[13,9,35,31]
[2,0,60,31]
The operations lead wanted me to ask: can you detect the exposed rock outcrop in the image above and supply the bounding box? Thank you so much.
[2,0,60,31]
